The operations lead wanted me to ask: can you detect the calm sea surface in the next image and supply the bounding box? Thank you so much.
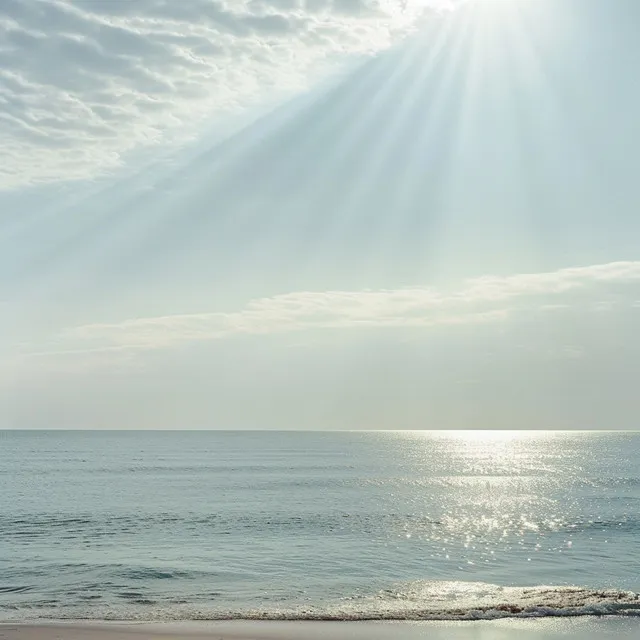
[1,430,639,621]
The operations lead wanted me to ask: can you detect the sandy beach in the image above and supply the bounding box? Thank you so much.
[2,619,640,640]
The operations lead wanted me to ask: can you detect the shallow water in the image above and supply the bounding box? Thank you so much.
[1,430,639,620]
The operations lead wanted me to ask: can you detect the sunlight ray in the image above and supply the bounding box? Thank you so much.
[322,16,458,230]
[376,8,476,273]
[284,11,472,281]
[218,35,439,275]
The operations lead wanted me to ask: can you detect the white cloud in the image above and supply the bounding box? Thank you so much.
[0,0,447,188]
[33,260,639,353]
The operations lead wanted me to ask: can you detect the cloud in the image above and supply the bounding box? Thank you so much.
[0,0,445,189]
[34,260,638,353]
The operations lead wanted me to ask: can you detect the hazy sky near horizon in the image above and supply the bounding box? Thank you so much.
[2,0,639,430]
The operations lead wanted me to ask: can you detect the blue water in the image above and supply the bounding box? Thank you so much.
[1,430,639,621]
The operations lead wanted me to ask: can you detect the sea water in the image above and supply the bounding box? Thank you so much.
[1,430,639,621]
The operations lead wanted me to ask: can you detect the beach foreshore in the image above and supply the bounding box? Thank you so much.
[1,619,640,640]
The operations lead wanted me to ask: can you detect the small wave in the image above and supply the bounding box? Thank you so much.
[5,582,639,623]
[217,584,640,621]
[116,567,198,581]
[0,586,32,594]
[563,517,640,534]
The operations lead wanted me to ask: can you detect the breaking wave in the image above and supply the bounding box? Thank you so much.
[4,582,639,622]
[270,582,640,621]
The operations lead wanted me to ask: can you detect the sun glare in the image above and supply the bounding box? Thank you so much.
[449,430,526,442]
[427,430,550,442]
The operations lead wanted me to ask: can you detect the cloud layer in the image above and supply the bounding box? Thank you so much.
[52,260,640,351]
[0,0,445,188]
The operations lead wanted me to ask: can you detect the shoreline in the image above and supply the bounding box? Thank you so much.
[2,618,640,640]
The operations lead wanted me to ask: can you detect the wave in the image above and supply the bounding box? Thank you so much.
[220,583,640,621]
[3,582,639,622]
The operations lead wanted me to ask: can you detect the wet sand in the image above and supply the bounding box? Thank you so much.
[1,619,640,640]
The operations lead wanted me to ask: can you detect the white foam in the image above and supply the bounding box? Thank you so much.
[233,582,640,620]
[4,582,639,623]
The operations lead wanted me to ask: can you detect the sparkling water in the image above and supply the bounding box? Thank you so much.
[1,430,639,620]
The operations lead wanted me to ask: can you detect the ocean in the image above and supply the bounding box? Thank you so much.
[1,430,639,622]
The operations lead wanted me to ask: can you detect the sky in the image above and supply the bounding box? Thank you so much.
[1,0,639,430]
